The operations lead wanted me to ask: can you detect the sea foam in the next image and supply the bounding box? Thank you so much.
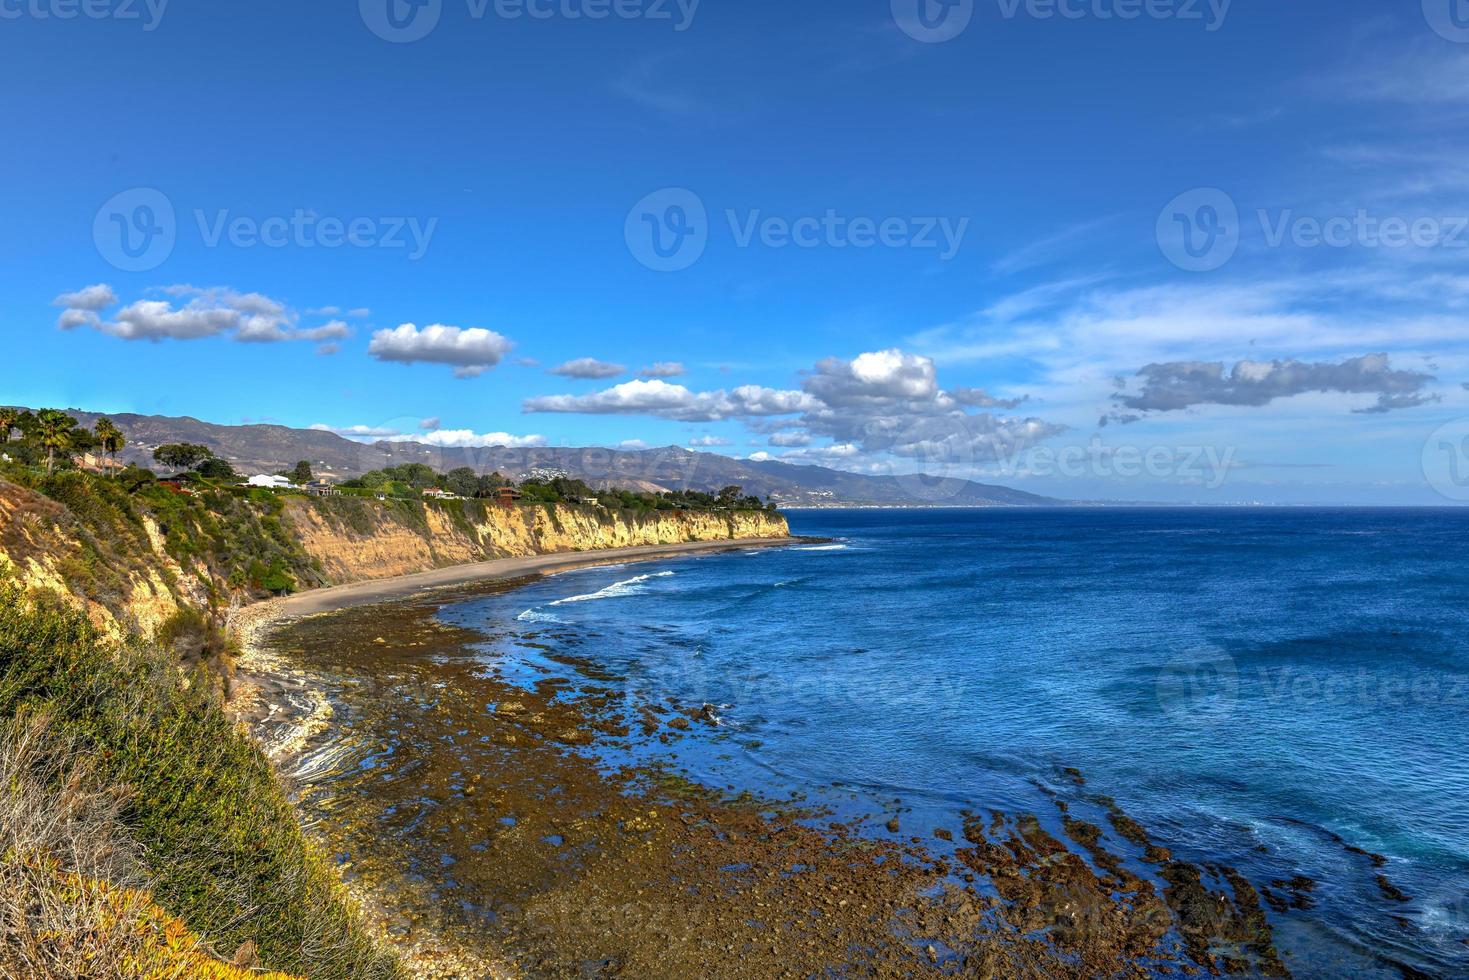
[549,571,675,606]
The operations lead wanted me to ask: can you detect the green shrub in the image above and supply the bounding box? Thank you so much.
[0,587,401,979]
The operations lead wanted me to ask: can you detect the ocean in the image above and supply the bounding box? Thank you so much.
[436,507,1469,978]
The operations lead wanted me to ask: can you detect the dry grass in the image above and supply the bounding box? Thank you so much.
[0,713,152,978]
[0,716,310,980]
[0,589,398,979]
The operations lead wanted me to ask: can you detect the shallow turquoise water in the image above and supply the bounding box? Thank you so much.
[440,508,1469,978]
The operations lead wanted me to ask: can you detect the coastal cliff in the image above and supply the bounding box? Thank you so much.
[0,471,785,980]
[0,475,788,637]
[288,497,788,584]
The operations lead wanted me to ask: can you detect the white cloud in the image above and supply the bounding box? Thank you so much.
[52,284,116,312]
[525,348,1063,469]
[402,429,547,449]
[640,361,686,378]
[1110,353,1436,420]
[57,308,99,330]
[550,358,626,379]
[523,379,817,422]
[311,423,401,438]
[311,422,545,448]
[791,349,1064,463]
[688,435,731,447]
[368,323,514,378]
[106,298,241,341]
[53,284,356,354]
[806,349,939,405]
[298,320,352,342]
[911,274,1466,427]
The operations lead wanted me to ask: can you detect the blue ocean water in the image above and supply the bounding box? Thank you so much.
[440,508,1469,978]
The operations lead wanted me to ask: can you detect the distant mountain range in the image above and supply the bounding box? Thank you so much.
[54,410,1063,507]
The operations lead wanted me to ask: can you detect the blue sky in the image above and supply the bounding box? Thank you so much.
[4,0,1469,503]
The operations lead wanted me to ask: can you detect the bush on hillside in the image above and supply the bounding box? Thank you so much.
[0,588,401,979]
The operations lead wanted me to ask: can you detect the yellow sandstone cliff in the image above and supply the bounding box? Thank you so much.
[0,476,788,636]
[286,498,788,584]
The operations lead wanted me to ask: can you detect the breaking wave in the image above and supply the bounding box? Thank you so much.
[548,571,676,606]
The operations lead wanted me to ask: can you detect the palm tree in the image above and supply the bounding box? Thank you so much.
[0,407,16,445]
[35,409,76,475]
[94,417,125,475]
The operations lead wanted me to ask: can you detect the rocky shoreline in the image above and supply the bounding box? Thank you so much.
[225,565,1322,979]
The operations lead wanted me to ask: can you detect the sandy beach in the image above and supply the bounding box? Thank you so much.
[227,536,801,758]
[256,536,793,618]
[230,536,797,656]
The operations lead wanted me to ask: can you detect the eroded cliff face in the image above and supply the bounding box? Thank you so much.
[0,479,199,638]
[284,499,789,585]
[0,475,788,636]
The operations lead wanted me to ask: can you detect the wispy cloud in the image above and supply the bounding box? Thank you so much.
[992,217,1121,275]
[612,57,706,116]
